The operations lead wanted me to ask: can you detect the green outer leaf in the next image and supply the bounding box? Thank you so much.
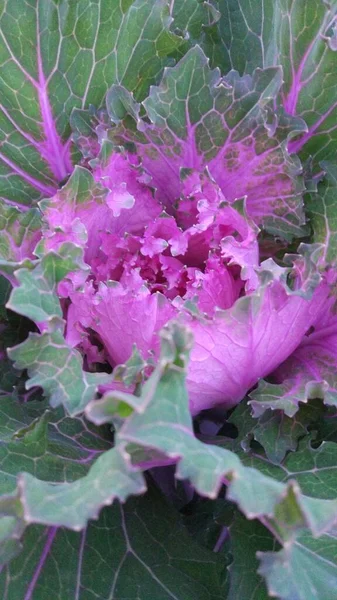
[242,437,337,502]
[249,377,334,418]
[0,487,224,600]
[219,410,337,538]
[7,243,86,328]
[0,394,111,563]
[201,0,276,74]
[227,512,276,600]
[18,446,145,529]
[305,162,337,265]
[0,493,25,565]
[172,0,220,41]
[4,320,337,581]
[0,0,184,204]
[258,528,337,600]
[88,322,337,537]
[0,395,111,496]
[225,403,337,505]
[0,396,112,563]
[199,1,337,166]
[6,237,112,415]
[228,398,324,465]
[276,0,337,165]
[8,331,110,415]
[247,409,309,464]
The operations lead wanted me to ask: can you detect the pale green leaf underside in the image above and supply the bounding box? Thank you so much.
[259,528,337,600]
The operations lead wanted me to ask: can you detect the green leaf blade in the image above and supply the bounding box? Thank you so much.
[0,0,184,205]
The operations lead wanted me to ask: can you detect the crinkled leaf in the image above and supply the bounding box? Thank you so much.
[185,246,326,414]
[227,402,337,501]
[39,159,161,274]
[70,106,110,160]
[0,396,112,562]
[8,331,111,415]
[113,346,147,388]
[228,397,323,465]
[0,0,184,205]
[7,243,86,329]
[18,446,145,529]
[246,409,310,464]
[88,323,337,536]
[0,395,110,565]
[258,528,337,600]
[39,164,108,217]
[305,162,337,266]
[0,202,41,283]
[253,299,337,418]
[37,164,113,265]
[0,395,111,497]
[0,487,224,600]
[0,203,40,261]
[237,426,337,503]
[249,377,334,418]
[108,46,307,239]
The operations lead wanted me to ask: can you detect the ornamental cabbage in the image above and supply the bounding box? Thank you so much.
[40,149,328,414]
[1,1,337,599]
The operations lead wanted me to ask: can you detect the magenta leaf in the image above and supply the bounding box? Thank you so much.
[274,291,337,408]
[40,161,160,264]
[185,247,328,413]
[250,269,337,417]
[107,46,308,239]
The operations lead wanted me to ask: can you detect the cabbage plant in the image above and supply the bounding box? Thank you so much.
[1,1,337,598]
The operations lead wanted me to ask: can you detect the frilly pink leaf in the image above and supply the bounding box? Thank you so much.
[185,251,329,414]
